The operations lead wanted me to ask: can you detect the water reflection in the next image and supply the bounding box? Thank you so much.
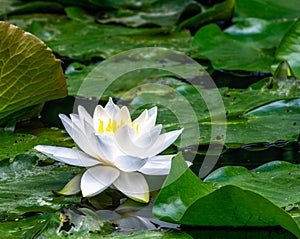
[185,142,300,178]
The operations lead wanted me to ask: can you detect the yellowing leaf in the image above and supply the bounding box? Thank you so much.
[0,21,67,124]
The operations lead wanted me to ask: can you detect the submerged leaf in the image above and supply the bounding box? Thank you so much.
[0,21,67,124]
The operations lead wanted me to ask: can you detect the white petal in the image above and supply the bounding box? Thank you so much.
[137,107,157,134]
[93,133,122,162]
[113,155,147,172]
[139,154,174,175]
[135,124,162,148]
[81,166,120,197]
[133,109,148,126]
[114,124,161,158]
[59,114,97,157]
[145,106,158,127]
[118,106,131,124]
[93,105,109,132]
[70,113,81,129]
[34,145,100,167]
[148,106,157,121]
[83,120,96,138]
[145,129,183,157]
[104,97,120,118]
[113,171,149,203]
[113,125,139,157]
[78,105,93,126]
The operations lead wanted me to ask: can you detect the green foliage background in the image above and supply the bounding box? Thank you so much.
[1,0,300,238]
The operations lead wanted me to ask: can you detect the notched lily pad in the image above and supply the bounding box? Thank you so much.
[0,21,67,125]
[204,161,300,207]
[153,153,300,238]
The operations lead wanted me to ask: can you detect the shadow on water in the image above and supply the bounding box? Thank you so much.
[186,141,300,178]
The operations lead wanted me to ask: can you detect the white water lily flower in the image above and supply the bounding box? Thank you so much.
[35,98,184,203]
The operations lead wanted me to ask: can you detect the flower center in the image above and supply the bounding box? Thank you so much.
[98,118,139,134]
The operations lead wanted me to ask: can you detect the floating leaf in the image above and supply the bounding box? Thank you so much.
[235,0,300,20]
[274,18,300,78]
[224,18,293,49]
[191,23,275,72]
[204,161,300,207]
[66,48,300,147]
[98,0,201,28]
[0,127,74,160]
[153,153,300,238]
[7,14,191,61]
[177,0,235,30]
[0,154,81,216]
[0,213,58,239]
[0,21,67,124]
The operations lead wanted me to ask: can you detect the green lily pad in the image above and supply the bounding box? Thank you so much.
[153,153,300,238]
[0,213,58,239]
[7,14,191,61]
[274,18,300,78]
[98,0,201,28]
[0,127,74,160]
[0,154,81,216]
[204,161,300,207]
[177,0,235,30]
[235,0,300,20]
[0,21,67,124]
[191,23,275,72]
[0,209,191,238]
[224,18,293,49]
[66,48,299,147]
[90,0,157,9]
[0,0,64,17]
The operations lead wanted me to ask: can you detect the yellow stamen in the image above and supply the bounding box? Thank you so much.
[106,118,117,132]
[98,120,104,133]
[135,124,139,134]
[98,118,140,134]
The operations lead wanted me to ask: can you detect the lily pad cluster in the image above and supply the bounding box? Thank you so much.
[1,0,300,238]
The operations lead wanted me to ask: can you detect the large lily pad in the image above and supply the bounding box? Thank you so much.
[153,153,300,238]
[0,21,67,124]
